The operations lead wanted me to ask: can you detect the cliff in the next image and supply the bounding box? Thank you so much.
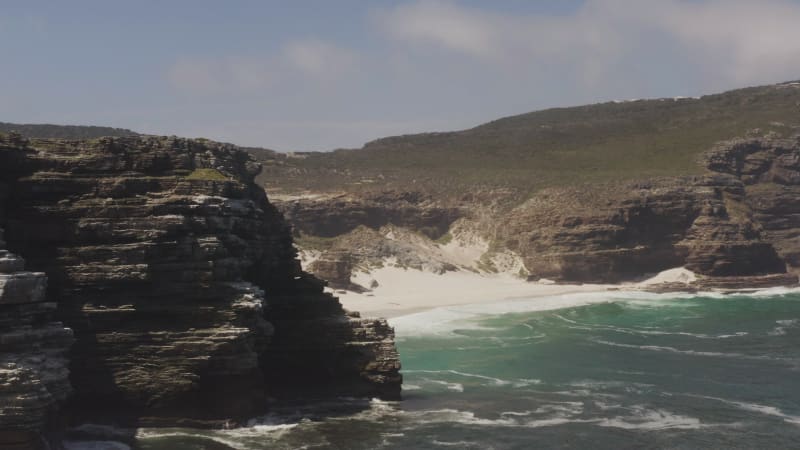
[0,139,74,449]
[504,134,800,283]
[504,172,790,283]
[258,82,800,287]
[267,133,800,287]
[0,134,401,446]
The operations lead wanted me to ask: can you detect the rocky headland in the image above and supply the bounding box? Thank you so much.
[266,133,800,292]
[0,133,401,448]
[253,82,800,292]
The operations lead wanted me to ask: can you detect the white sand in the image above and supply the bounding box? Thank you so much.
[334,266,698,319]
[638,267,697,285]
[334,267,614,318]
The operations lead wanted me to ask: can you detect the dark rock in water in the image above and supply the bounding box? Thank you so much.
[0,134,401,435]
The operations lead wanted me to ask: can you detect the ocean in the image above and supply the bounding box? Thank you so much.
[72,288,800,449]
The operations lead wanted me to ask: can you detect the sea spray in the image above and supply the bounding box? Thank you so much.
[121,290,800,449]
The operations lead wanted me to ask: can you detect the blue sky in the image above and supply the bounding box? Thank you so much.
[3,0,800,151]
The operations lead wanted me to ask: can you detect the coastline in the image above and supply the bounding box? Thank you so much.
[333,267,699,320]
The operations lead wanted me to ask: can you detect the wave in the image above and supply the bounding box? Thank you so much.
[404,369,541,387]
[391,286,800,338]
[686,394,800,425]
[770,318,800,336]
[425,379,465,392]
[589,339,793,364]
[134,430,249,449]
[552,313,749,339]
[406,405,710,431]
[432,440,481,447]
[595,407,705,430]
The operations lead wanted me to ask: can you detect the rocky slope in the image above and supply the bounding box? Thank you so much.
[0,133,401,445]
[268,133,800,288]
[503,171,790,283]
[258,82,800,288]
[501,133,800,283]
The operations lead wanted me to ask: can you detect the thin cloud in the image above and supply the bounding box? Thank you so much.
[166,57,274,95]
[167,39,358,95]
[376,0,800,87]
[283,39,359,78]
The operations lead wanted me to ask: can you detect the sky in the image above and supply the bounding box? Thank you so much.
[2,0,800,151]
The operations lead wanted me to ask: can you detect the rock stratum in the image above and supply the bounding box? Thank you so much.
[505,134,800,284]
[253,82,800,289]
[0,133,401,448]
[268,133,800,289]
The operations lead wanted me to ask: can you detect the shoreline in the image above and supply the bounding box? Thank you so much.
[334,266,800,321]
[333,267,675,319]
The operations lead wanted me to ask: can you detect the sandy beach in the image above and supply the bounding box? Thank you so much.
[333,269,615,319]
[333,266,699,319]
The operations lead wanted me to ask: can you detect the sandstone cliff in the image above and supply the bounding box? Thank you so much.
[0,134,401,445]
[0,138,74,449]
[271,134,800,287]
[505,134,800,283]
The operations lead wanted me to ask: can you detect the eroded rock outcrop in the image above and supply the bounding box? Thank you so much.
[504,174,789,283]
[280,191,462,240]
[501,135,800,283]
[0,134,400,431]
[279,134,800,286]
[704,134,800,273]
[0,139,74,450]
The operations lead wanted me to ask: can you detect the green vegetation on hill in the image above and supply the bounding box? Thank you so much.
[259,81,800,196]
[0,122,138,139]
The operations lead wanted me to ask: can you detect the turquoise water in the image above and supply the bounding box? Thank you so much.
[79,289,800,449]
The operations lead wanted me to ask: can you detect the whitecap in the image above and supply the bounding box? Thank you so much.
[426,379,465,392]
[687,394,800,425]
[134,430,247,450]
[432,440,479,447]
[553,302,748,340]
[389,290,679,338]
[770,318,799,336]
[596,407,704,430]
[500,410,535,417]
[404,369,540,387]
[590,339,758,360]
[393,284,800,338]
[533,401,584,415]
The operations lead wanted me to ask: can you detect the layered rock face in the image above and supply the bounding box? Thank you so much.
[280,191,461,240]
[274,134,800,285]
[503,136,799,283]
[0,139,73,449]
[307,252,357,290]
[0,135,400,429]
[705,135,800,273]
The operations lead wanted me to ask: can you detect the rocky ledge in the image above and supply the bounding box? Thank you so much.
[503,134,800,284]
[273,134,800,288]
[0,134,401,446]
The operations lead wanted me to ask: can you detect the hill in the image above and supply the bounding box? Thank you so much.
[256,80,800,288]
[260,81,800,195]
[0,122,139,139]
